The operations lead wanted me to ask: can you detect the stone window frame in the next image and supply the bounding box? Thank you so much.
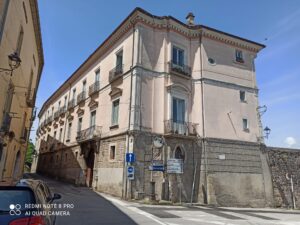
[109,143,117,162]
[239,90,247,103]
[242,118,249,132]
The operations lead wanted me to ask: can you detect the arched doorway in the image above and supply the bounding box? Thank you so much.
[13,150,21,180]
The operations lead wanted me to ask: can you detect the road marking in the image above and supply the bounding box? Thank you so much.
[127,206,168,225]
[96,192,128,207]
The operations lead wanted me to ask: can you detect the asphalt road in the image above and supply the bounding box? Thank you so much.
[25,173,137,225]
[26,173,300,225]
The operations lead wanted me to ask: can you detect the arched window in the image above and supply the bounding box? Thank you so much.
[174,146,185,161]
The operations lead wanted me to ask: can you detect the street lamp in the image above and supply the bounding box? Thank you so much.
[0,52,21,74]
[8,52,21,70]
[263,126,271,139]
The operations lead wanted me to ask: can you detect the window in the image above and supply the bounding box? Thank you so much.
[64,96,67,107]
[82,80,86,93]
[52,107,54,116]
[65,153,68,161]
[174,146,185,161]
[172,97,186,135]
[54,131,57,139]
[77,118,82,133]
[109,145,116,160]
[72,88,76,100]
[58,101,61,108]
[22,2,28,23]
[172,46,184,66]
[116,51,123,67]
[172,97,185,123]
[240,91,246,102]
[67,122,72,141]
[111,99,120,126]
[90,111,96,127]
[95,69,100,82]
[16,26,24,55]
[59,128,63,142]
[75,151,78,159]
[243,118,249,131]
[235,50,244,63]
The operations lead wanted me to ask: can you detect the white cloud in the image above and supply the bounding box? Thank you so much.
[285,137,297,147]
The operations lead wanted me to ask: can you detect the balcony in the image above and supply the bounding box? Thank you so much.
[76,125,101,142]
[169,61,191,77]
[26,89,35,108]
[109,64,123,83]
[89,81,100,96]
[77,91,86,104]
[46,116,53,125]
[68,99,76,110]
[54,110,61,119]
[164,119,197,136]
[59,106,67,115]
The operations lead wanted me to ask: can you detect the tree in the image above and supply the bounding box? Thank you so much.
[25,140,34,169]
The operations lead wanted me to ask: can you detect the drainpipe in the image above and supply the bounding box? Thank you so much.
[123,19,136,200]
[199,30,208,204]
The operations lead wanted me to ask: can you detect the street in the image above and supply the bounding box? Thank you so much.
[26,174,300,225]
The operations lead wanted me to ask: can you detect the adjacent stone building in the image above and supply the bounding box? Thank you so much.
[0,0,43,184]
[36,8,274,206]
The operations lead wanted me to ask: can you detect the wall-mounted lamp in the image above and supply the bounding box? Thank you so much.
[263,126,271,139]
[0,52,21,74]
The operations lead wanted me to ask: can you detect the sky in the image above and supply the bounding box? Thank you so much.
[33,0,300,148]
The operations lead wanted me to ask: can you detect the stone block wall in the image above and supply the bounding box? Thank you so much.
[200,138,273,207]
[267,147,300,208]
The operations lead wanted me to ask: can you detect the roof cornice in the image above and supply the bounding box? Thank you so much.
[29,0,44,97]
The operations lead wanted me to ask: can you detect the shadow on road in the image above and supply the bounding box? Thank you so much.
[24,173,137,225]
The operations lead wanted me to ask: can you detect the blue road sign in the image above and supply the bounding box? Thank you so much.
[126,153,135,163]
[127,166,134,173]
[149,165,165,172]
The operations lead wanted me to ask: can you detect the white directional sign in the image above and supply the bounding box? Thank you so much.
[167,158,183,174]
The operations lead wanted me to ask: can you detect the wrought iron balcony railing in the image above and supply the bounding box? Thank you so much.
[164,119,197,136]
[59,106,67,115]
[109,64,123,82]
[54,110,60,119]
[76,125,101,142]
[68,99,76,110]
[46,116,53,125]
[77,91,86,104]
[89,81,100,96]
[169,61,191,77]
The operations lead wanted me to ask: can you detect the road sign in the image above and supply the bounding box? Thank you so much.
[127,166,134,180]
[126,153,135,163]
[167,158,183,174]
[127,166,134,173]
[149,165,165,171]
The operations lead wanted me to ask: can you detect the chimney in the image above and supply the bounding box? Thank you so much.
[186,12,195,25]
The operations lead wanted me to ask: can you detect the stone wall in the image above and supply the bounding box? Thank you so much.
[132,131,201,202]
[199,138,273,207]
[93,134,126,197]
[267,147,300,208]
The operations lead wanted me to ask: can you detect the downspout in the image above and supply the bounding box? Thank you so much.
[123,19,136,200]
[199,30,208,204]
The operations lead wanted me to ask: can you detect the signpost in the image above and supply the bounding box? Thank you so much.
[126,153,135,163]
[127,166,134,180]
[149,160,164,171]
[167,158,183,174]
